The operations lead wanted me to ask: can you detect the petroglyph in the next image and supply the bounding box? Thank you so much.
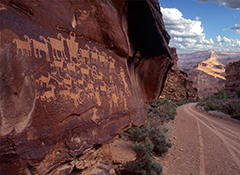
[47,33,66,61]
[13,32,132,110]
[13,35,31,57]
[32,36,50,60]
[66,32,79,61]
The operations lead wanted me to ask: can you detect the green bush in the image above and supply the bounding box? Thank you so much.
[127,126,149,143]
[128,124,172,156]
[234,89,240,99]
[197,98,240,120]
[232,113,240,120]
[176,99,198,106]
[220,88,228,99]
[124,98,177,175]
[149,127,172,155]
[147,99,177,122]
[124,140,163,175]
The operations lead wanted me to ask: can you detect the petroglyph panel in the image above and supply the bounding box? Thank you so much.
[13,32,131,111]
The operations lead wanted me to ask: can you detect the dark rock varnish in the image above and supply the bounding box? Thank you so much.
[0,0,172,174]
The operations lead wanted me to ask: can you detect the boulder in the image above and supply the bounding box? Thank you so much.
[0,0,172,174]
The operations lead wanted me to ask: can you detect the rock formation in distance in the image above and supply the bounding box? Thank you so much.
[178,49,240,97]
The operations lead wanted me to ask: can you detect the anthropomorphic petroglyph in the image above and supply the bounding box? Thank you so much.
[90,47,99,64]
[79,44,90,63]
[13,33,131,110]
[65,32,79,61]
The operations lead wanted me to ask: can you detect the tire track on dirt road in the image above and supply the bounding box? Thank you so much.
[186,103,240,169]
[196,119,206,175]
[161,103,240,175]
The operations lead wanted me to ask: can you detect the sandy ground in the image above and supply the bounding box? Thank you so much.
[160,103,240,175]
[109,103,240,175]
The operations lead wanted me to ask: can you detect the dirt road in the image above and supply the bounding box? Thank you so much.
[161,103,240,175]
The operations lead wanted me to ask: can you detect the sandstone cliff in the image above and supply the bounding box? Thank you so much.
[178,50,240,97]
[0,0,172,174]
[225,60,240,97]
[161,47,197,101]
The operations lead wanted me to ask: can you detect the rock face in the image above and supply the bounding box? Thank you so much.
[225,60,240,97]
[161,47,197,101]
[0,0,172,174]
[178,50,240,97]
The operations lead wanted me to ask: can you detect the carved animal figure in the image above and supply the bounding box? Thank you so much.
[31,36,50,60]
[13,35,31,57]
[40,84,56,102]
[48,33,66,61]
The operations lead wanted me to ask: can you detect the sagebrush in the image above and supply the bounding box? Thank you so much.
[123,99,177,175]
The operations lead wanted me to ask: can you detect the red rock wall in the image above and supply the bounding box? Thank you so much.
[0,0,172,174]
[225,60,240,97]
[161,47,198,101]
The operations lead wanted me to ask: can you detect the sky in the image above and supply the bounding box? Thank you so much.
[159,0,240,53]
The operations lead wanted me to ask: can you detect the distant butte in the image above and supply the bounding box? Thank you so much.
[178,50,240,97]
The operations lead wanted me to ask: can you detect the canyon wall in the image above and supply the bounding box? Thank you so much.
[161,47,197,101]
[178,50,240,97]
[0,0,172,174]
[225,60,240,97]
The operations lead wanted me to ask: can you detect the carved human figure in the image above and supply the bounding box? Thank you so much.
[65,32,79,62]
[79,44,91,64]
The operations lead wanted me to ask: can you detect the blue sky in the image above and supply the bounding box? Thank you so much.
[159,0,240,53]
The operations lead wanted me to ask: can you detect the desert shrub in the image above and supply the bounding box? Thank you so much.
[197,98,240,120]
[219,99,240,115]
[127,122,172,156]
[127,126,149,143]
[234,89,240,99]
[178,99,198,106]
[147,99,177,121]
[197,97,220,111]
[203,94,214,101]
[232,113,240,120]
[220,88,228,99]
[124,140,163,175]
[148,127,172,155]
[124,98,177,175]
[205,101,220,111]
[147,116,172,155]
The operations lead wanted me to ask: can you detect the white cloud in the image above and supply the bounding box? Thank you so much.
[215,36,240,51]
[215,35,231,42]
[161,7,240,53]
[230,24,240,29]
[162,8,204,38]
[162,7,214,53]
[195,16,201,20]
[229,24,240,34]
[196,0,240,9]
